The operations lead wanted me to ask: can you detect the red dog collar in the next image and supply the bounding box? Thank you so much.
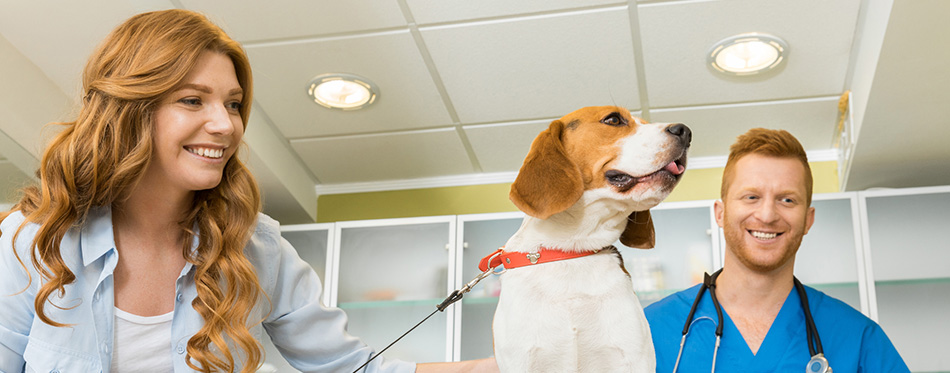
[478,247,599,272]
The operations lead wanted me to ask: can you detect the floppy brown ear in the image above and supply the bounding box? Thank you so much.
[620,210,655,249]
[509,120,584,219]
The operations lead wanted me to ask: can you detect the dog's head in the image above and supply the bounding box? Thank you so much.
[510,106,690,248]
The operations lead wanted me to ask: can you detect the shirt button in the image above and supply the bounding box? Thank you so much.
[100,343,109,354]
[176,293,183,303]
[177,344,185,354]
[94,290,100,301]
[51,370,60,373]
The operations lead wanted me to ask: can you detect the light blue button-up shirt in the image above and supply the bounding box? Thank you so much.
[0,207,415,373]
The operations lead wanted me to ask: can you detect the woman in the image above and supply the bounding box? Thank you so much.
[0,9,495,373]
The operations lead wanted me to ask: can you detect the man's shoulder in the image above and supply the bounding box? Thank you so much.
[644,284,702,322]
[804,285,885,334]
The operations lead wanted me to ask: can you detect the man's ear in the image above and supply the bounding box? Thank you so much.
[803,206,816,235]
[509,120,584,219]
[620,210,654,249]
[714,200,725,228]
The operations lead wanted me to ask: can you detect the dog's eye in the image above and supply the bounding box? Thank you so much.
[601,113,626,127]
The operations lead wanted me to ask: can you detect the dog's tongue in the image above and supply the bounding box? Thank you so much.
[665,161,685,175]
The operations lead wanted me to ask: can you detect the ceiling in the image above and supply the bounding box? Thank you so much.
[1,0,948,223]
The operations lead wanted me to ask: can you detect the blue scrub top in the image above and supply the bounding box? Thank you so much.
[644,283,910,373]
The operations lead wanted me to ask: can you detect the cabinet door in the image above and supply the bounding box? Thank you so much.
[616,203,717,307]
[795,196,863,313]
[862,188,950,372]
[455,213,523,361]
[261,224,333,373]
[335,217,455,364]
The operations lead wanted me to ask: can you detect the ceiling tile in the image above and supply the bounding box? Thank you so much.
[420,6,641,124]
[245,31,453,138]
[405,0,623,25]
[650,97,840,158]
[464,119,552,172]
[180,0,408,41]
[290,129,475,184]
[0,1,173,97]
[639,0,860,108]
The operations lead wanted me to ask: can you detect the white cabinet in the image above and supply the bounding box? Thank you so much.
[615,201,720,307]
[270,186,948,371]
[454,212,523,361]
[261,223,333,373]
[333,216,456,364]
[860,186,950,373]
[795,194,865,313]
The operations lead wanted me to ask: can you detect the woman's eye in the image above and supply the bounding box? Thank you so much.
[179,97,201,106]
[227,101,243,111]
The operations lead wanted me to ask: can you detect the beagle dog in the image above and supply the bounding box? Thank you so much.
[490,106,690,372]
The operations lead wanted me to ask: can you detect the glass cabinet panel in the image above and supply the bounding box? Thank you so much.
[864,189,950,372]
[335,218,454,364]
[795,196,862,312]
[282,227,331,288]
[456,213,523,361]
[616,204,716,307]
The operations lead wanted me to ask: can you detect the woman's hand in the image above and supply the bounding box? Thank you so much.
[416,357,498,373]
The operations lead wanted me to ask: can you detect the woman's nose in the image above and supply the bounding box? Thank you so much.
[205,104,235,135]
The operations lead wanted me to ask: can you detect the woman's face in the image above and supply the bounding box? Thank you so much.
[147,51,245,196]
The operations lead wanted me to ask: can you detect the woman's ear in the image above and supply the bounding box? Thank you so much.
[620,210,655,249]
[509,120,584,219]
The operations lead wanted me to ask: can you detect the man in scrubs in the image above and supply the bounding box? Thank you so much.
[644,128,909,372]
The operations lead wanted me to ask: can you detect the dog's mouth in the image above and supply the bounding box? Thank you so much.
[605,154,687,192]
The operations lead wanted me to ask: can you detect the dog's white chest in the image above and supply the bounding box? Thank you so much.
[492,252,655,373]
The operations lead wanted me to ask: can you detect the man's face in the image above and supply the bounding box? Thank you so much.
[715,154,815,274]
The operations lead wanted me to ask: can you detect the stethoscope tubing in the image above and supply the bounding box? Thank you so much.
[672,269,829,373]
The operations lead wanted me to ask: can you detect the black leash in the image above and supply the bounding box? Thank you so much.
[351,268,498,373]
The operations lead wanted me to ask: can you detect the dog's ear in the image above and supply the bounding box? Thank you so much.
[509,120,584,219]
[620,210,655,249]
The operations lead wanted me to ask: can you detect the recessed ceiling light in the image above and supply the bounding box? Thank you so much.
[307,73,378,110]
[708,33,788,76]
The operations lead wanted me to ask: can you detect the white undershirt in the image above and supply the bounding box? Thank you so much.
[112,307,175,373]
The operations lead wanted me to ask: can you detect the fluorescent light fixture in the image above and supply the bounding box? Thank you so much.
[708,33,788,76]
[307,73,378,110]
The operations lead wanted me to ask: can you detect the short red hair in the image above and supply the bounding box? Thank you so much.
[721,128,813,206]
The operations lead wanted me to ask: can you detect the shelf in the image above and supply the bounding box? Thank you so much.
[461,296,499,305]
[338,298,446,310]
[807,281,859,289]
[874,276,950,286]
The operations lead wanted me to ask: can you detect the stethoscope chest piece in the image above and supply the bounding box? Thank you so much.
[806,353,831,373]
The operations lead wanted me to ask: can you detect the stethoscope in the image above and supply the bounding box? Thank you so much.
[673,269,832,373]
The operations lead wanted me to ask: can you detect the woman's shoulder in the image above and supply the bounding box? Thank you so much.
[1,210,40,251]
[245,212,286,258]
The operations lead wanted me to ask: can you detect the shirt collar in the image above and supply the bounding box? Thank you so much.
[79,206,201,267]
[81,206,117,267]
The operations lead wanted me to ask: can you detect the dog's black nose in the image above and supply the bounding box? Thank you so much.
[667,123,691,146]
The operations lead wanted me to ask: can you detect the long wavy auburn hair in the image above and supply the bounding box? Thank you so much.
[1,9,266,372]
